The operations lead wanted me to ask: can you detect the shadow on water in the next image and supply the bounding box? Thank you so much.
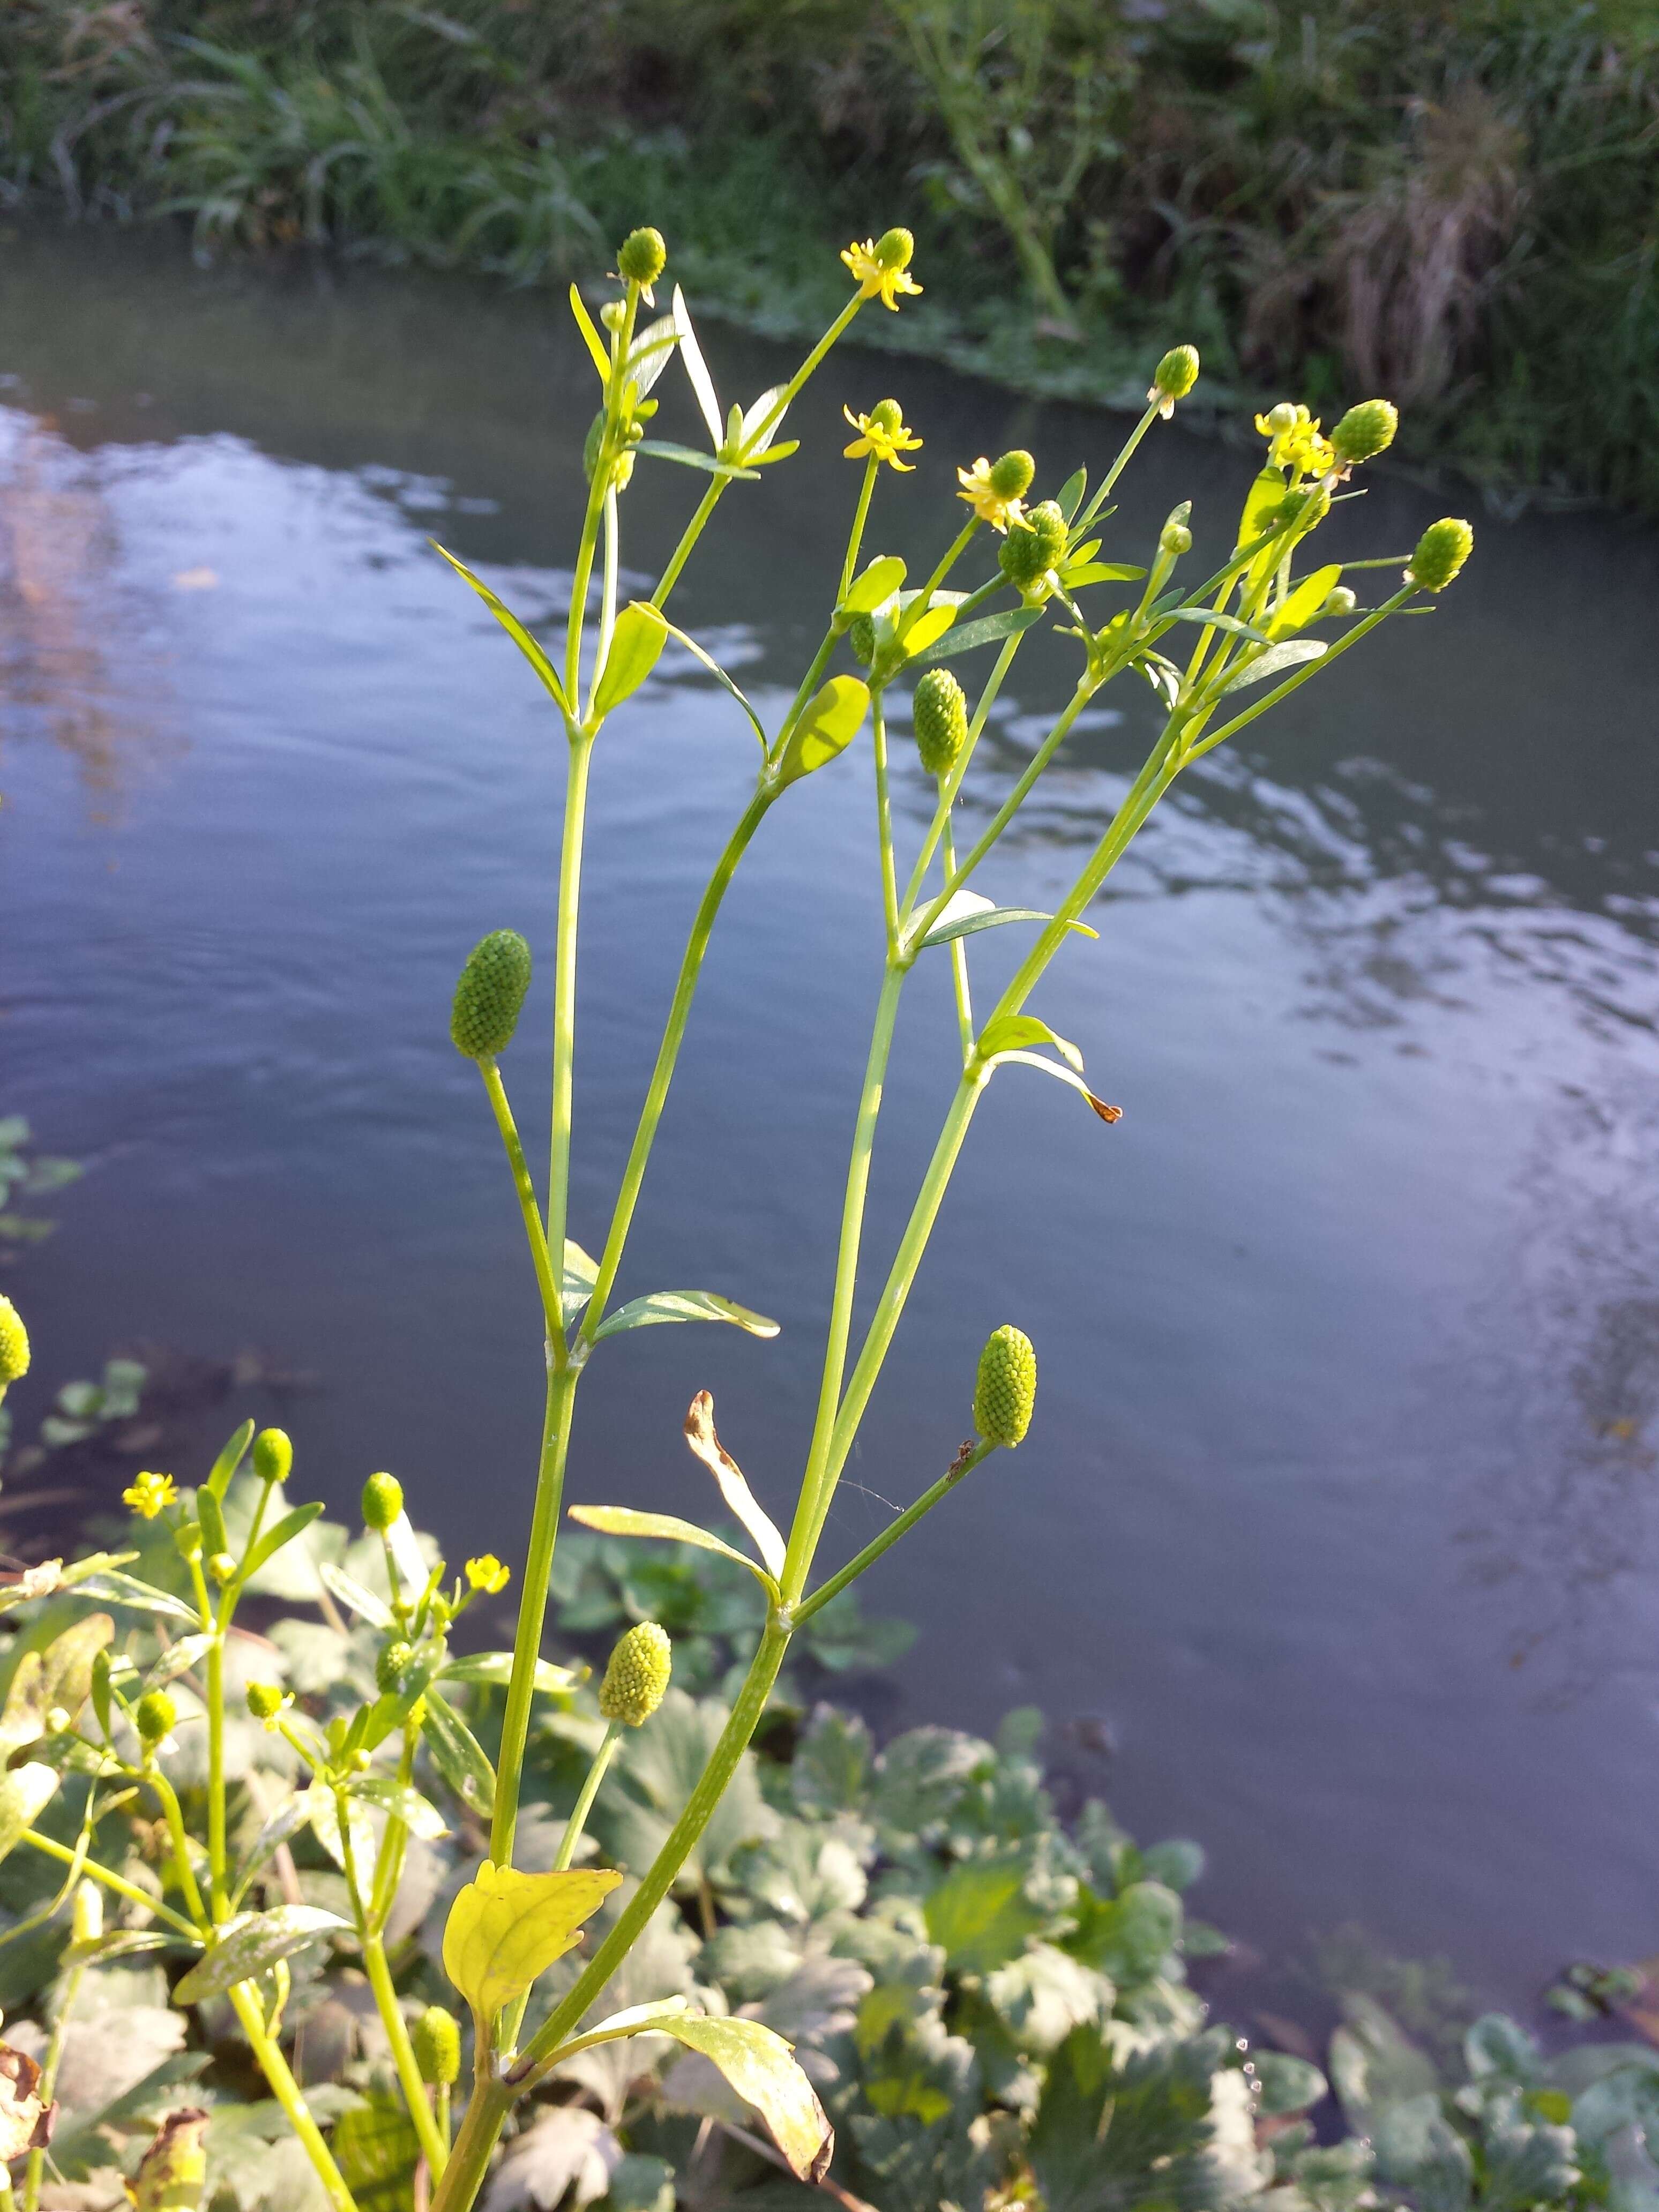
[2,222,1658,2015]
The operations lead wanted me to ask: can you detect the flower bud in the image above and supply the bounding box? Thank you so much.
[1407,517,1474,593]
[253,1428,292,1486]
[451,929,533,1061]
[1321,585,1357,617]
[974,1325,1037,1448]
[988,450,1036,502]
[414,2005,462,2086]
[362,1471,403,1531]
[207,1553,237,1587]
[1330,399,1398,466]
[246,1682,285,1723]
[135,1690,176,1747]
[1264,401,1298,435]
[1152,345,1200,402]
[0,1296,29,1389]
[1160,519,1192,558]
[598,1621,672,1727]
[617,227,667,287]
[71,1880,103,1948]
[599,300,626,334]
[174,1520,204,1564]
[376,1640,414,1695]
[45,1706,70,1736]
[999,499,1066,591]
[874,227,914,272]
[848,615,876,668]
[912,668,968,778]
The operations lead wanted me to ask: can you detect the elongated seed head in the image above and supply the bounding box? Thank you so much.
[1153,345,1200,402]
[618,227,667,286]
[136,1690,176,1746]
[253,1427,292,1485]
[989,449,1035,500]
[912,667,968,777]
[1331,398,1398,466]
[875,228,914,272]
[848,615,876,667]
[72,1879,103,1947]
[0,1296,29,1388]
[377,1640,414,1695]
[974,1325,1037,1448]
[999,499,1067,589]
[599,1620,672,1725]
[414,2005,461,2086]
[362,1471,403,1531]
[1407,517,1474,592]
[869,397,904,434]
[451,930,532,1060]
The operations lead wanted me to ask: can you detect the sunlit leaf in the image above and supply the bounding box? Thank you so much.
[146,1633,216,1687]
[651,2013,832,2183]
[63,1927,180,1967]
[773,676,869,790]
[839,556,906,618]
[1219,639,1328,693]
[563,1238,601,1327]
[319,1562,394,1630]
[568,283,611,382]
[672,286,722,450]
[1159,608,1271,640]
[633,442,758,481]
[914,892,1098,951]
[0,1763,59,1865]
[1065,562,1146,587]
[1056,468,1087,521]
[978,1013,1083,1072]
[898,603,956,657]
[64,1570,197,1623]
[625,314,679,400]
[205,1419,254,1501]
[242,1502,325,1585]
[233,1795,312,1901]
[302,1783,378,1884]
[593,1289,779,1341]
[565,1507,778,1594]
[173,1905,347,2006]
[995,1050,1122,1125]
[657,621,768,754]
[683,1391,785,1580]
[0,1552,133,1616]
[1267,563,1342,639]
[913,606,1042,664]
[349,1776,449,1842]
[421,1690,497,1819]
[430,542,569,713]
[593,603,669,716]
[442,1862,621,2021]
[439,1652,580,1695]
[738,385,790,459]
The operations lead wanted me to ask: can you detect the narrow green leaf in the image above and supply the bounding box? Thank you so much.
[593,1289,779,1341]
[562,1238,600,1327]
[978,1013,1085,1072]
[0,1763,58,1864]
[440,1652,580,1695]
[67,1571,197,1623]
[737,385,790,459]
[430,542,569,713]
[146,1633,216,1688]
[625,314,679,400]
[995,1050,1123,1125]
[897,603,956,658]
[839,556,906,617]
[1160,607,1271,639]
[914,606,1042,664]
[1065,562,1146,587]
[422,1690,496,1819]
[593,602,669,716]
[565,1506,778,1595]
[672,286,723,449]
[1267,563,1341,639]
[318,1561,393,1630]
[918,899,1096,950]
[206,1419,255,1501]
[633,442,758,481]
[1056,468,1087,521]
[63,1927,181,1967]
[349,1777,449,1841]
[242,1501,325,1585]
[233,1796,312,1902]
[567,283,611,382]
[1219,639,1327,693]
[197,1489,228,1561]
[173,1905,347,2006]
[657,621,769,754]
[773,676,869,791]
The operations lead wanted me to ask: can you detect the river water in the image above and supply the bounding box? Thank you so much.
[3,226,1657,2022]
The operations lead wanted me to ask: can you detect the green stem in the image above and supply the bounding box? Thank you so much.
[230,1982,358,2212]
[23,1962,83,2212]
[490,1362,580,1866]
[206,1627,227,1917]
[365,1931,450,2179]
[840,458,879,604]
[1079,400,1162,530]
[793,1439,995,1627]
[587,485,621,723]
[582,786,772,1340]
[898,632,1024,921]
[19,1832,199,1938]
[871,700,900,959]
[896,519,977,647]
[940,813,975,1062]
[430,2073,512,2212]
[1186,591,1409,757]
[148,1766,210,1932]
[543,728,595,1364]
[556,1723,620,1869]
[480,1059,562,1344]
[652,481,721,609]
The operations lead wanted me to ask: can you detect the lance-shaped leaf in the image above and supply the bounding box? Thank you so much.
[555,1996,693,2058]
[658,620,768,753]
[896,602,958,659]
[63,1927,180,1968]
[1220,638,1328,693]
[978,1013,1085,1073]
[302,1784,378,1884]
[593,603,669,716]
[0,1763,59,1864]
[319,1561,394,1630]
[421,1690,497,1820]
[773,676,869,791]
[430,542,569,713]
[62,1569,197,1623]
[173,1906,348,2006]
[839,555,906,618]
[1056,467,1087,521]
[593,1289,779,1342]
[563,1237,601,1327]
[683,1391,785,1580]
[234,1795,313,1901]
[349,1776,449,1842]
[146,1634,216,1688]
[625,313,679,400]
[205,1419,255,1501]
[653,2014,833,2183]
[912,891,1100,953]
[439,1652,581,1695]
[914,604,1043,664]
[443,1863,621,2022]
[242,1502,325,1586]
[1266,563,1342,639]
[566,1506,778,1597]
[737,384,791,460]
[672,286,723,450]
[1,1616,115,1748]
[995,1050,1123,1125]
[1159,607,1272,641]
[634,442,758,481]
[568,283,611,381]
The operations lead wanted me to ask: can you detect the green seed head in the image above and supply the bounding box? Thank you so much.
[1265,401,1299,435]
[617,227,667,287]
[599,1620,672,1726]
[912,667,969,778]
[1407,517,1474,592]
[999,499,1067,591]
[988,449,1036,501]
[414,2005,462,2086]
[0,1296,29,1389]
[362,1471,403,1531]
[974,1325,1037,1448]
[1160,518,1193,558]
[848,614,876,668]
[253,1428,292,1486]
[875,227,914,273]
[207,1552,237,1587]
[1330,398,1398,466]
[451,929,533,1061]
[869,397,905,435]
[1153,344,1200,402]
[72,1879,103,1947]
[136,1690,176,1746]
[245,1681,285,1723]
[376,1639,414,1695]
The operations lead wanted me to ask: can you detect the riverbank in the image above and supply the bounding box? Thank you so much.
[2,0,1655,514]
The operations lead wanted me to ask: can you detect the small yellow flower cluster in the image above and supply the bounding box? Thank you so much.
[123,1470,177,1520]
[842,401,922,472]
[841,229,922,311]
[1254,402,1335,477]
[955,450,1035,535]
[466,1555,511,1595]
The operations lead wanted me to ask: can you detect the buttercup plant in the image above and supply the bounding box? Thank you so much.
[0,220,1473,2211]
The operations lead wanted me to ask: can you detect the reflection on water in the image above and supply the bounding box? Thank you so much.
[2,224,1658,2013]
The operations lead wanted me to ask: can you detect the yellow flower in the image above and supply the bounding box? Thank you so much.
[955,456,1030,536]
[841,230,923,311]
[1254,402,1334,477]
[466,1555,511,1595]
[123,1470,177,1520]
[842,403,923,472]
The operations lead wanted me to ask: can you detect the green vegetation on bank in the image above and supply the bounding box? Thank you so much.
[2,0,1656,511]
